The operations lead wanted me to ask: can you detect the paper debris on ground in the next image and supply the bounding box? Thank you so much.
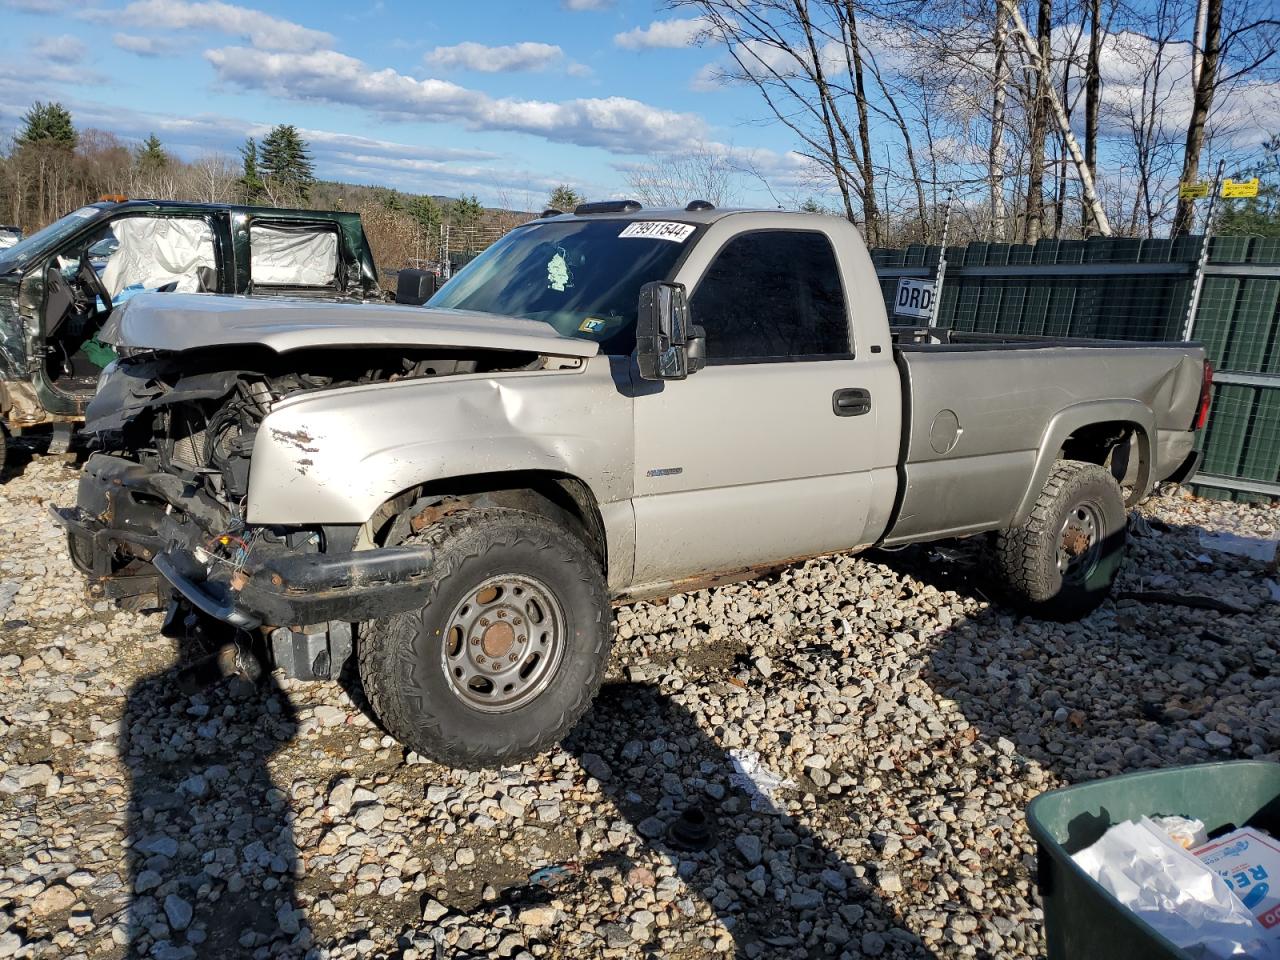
[1199,528,1280,564]
[727,749,796,813]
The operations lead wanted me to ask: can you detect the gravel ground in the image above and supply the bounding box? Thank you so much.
[1,448,1278,960]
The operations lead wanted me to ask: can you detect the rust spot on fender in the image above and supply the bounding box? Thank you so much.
[270,427,319,453]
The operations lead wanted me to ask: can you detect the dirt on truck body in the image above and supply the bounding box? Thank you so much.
[56,202,1210,769]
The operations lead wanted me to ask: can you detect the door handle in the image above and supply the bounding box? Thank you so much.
[832,388,872,417]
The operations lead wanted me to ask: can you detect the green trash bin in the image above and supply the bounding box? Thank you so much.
[1027,761,1280,959]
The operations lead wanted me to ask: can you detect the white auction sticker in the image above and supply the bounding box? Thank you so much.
[619,221,696,242]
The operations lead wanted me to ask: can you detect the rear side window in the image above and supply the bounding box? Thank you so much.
[249,222,339,287]
[690,230,849,362]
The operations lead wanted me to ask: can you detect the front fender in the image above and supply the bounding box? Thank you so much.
[1010,399,1155,527]
[245,363,632,527]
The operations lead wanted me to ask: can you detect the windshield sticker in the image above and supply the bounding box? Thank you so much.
[546,247,572,292]
[619,221,696,243]
[578,317,606,333]
[69,206,99,219]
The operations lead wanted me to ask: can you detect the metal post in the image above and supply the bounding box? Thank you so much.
[1182,159,1225,342]
[929,192,954,328]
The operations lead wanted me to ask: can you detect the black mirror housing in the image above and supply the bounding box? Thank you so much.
[637,281,696,381]
[396,268,438,306]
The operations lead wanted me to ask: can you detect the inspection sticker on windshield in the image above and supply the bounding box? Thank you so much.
[619,221,695,243]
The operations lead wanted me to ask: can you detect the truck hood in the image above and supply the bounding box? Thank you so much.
[98,292,600,358]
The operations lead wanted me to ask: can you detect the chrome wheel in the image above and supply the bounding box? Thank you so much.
[439,573,565,713]
[1058,502,1102,584]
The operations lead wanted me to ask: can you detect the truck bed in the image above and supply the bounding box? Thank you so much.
[881,329,1206,545]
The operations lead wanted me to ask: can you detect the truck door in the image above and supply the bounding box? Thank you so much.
[630,225,901,586]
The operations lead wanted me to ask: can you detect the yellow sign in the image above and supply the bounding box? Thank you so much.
[1222,178,1260,198]
[1179,181,1210,199]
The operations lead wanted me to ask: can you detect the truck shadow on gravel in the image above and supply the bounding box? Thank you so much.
[122,613,311,959]
[563,682,938,959]
[876,530,1279,788]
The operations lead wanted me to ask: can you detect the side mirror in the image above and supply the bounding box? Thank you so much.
[637,281,704,380]
[395,268,438,305]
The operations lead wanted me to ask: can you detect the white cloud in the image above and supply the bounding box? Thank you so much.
[0,93,566,199]
[424,41,563,74]
[204,46,708,154]
[112,32,182,57]
[89,0,332,52]
[562,0,612,9]
[31,33,87,64]
[615,17,711,50]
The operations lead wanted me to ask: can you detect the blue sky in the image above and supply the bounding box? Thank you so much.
[0,0,811,208]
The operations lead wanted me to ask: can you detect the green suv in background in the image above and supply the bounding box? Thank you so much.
[0,199,380,473]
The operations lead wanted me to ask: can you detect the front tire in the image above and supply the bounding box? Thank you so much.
[358,507,610,769]
[996,460,1127,621]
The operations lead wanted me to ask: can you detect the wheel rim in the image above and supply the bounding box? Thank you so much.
[1057,501,1104,584]
[439,573,566,713]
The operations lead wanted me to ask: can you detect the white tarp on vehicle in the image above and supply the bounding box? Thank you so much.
[250,224,338,287]
[101,217,217,298]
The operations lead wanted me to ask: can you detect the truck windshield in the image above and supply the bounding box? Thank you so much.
[0,206,106,273]
[429,219,696,355]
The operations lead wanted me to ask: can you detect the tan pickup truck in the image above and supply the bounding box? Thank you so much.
[55,202,1210,768]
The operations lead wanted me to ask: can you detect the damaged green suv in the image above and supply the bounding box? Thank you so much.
[0,199,379,473]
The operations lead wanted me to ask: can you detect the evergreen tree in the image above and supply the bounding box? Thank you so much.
[407,194,441,233]
[258,124,315,203]
[1218,134,1280,239]
[451,194,483,228]
[135,133,168,173]
[547,185,584,212]
[239,137,264,203]
[449,194,485,255]
[18,101,76,148]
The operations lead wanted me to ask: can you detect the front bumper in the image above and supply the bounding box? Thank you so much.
[54,454,439,628]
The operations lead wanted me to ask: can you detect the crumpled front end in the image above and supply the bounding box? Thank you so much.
[59,340,551,633]
[51,453,443,629]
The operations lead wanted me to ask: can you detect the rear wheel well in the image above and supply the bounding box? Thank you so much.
[368,472,608,573]
[1060,420,1146,486]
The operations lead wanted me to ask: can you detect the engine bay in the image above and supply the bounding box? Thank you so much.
[86,344,542,508]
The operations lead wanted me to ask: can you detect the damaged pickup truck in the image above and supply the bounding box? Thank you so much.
[55,202,1211,768]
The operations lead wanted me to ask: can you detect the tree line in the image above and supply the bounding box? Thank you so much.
[677,0,1278,245]
[0,102,556,280]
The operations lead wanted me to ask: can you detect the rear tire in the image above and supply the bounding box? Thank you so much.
[996,460,1127,621]
[358,507,610,769]
[0,423,8,479]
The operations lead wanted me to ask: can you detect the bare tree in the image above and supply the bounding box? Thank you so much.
[1173,1,1278,235]
[624,142,739,207]
[1082,0,1103,233]
[989,0,1010,240]
[677,0,887,238]
[182,152,238,203]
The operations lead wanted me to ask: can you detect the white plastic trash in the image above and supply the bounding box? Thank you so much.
[1071,817,1276,959]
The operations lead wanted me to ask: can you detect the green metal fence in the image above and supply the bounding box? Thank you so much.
[872,235,1280,502]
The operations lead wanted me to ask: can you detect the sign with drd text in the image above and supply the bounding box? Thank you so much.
[894,277,936,321]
